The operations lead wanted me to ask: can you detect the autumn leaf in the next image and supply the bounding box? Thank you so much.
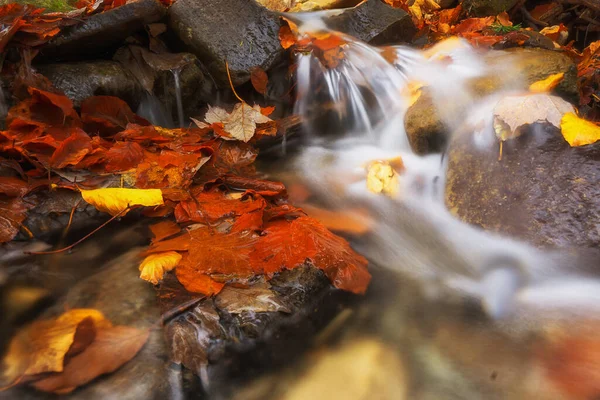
[560,113,600,147]
[529,73,564,93]
[0,176,29,197]
[49,128,93,169]
[298,203,372,235]
[493,94,575,141]
[250,67,269,95]
[149,219,181,242]
[175,269,225,296]
[103,141,145,172]
[81,96,146,133]
[139,251,182,285]
[80,188,164,216]
[174,188,266,224]
[31,325,150,394]
[2,309,110,382]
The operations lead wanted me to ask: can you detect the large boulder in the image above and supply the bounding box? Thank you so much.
[168,0,284,87]
[36,61,145,108]
[445,125,600,248]
[405,47,578,155]
[326,0,415,45]
[39,0,166,60]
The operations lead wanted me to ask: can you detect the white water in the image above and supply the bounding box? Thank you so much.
[285,15,600,322]
[172,68,186,128]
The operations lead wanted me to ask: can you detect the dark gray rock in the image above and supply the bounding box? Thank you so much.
[445,125,600,248]
[326,0,416,45]
[39,0,166,60]
[168,0,284,87]
[35,61,145,108]
[462,0,519,17]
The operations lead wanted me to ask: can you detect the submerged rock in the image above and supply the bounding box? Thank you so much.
[326,0,415,45]
[36,61,145,108]
[39,0,166,60]
[168,0,284,87]
[445,125,600,248]
[404,47,578,155]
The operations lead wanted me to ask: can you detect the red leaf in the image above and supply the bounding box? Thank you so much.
[230,210,264,233]
[250,67,268,95]
[174,268,224,296]
[81,96,147,135]
[50,128,93,169]
[149,220,181,242]
[0,197,30,243]
[453,16,495,34]
[221,175,286,196]
[0,176,29,197]
[174,189,266,224]
[103,141,144,172]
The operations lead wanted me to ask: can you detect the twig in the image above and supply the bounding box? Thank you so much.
[25,207,130,255]
[225,60,244,103]
[521,7,549,28]
[62,198,83,239]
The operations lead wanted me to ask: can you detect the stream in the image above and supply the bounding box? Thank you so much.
[1,5,599,400]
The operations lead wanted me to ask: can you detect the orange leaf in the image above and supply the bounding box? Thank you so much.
[103,141,144,172]
[453,16,495,34]
[250,67,268,95]
[174,189,266,224]
[149,220,181,242]
[49,128,92,169]
[529,72,565,93]
[496,11,511,26]
[81,96,146,134]
[175,268,224,296]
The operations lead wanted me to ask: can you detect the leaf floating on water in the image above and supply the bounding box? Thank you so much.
[2,309,110,382]
[366,160,402,197]
[493,94,575,141]
[215,282,291,314]
[139,251,182,285]
[560,113,600,147]
[529,73,564,93]
[80,188,164,216]
[31,325,150,394]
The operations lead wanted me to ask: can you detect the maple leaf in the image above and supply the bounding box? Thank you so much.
[493,94,575,141]
[149,219,181,242]
[560,113,600,147]
[139,251,182,285]
[2,309,110,382]
[31,325,150,394]
[174,188,266,224]
[80,188,164,216]
[529,73,565,93]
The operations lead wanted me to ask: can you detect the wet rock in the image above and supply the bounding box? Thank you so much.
[326,0,416,45]
[404,48,578,154]
[462,0,519,17]
[168,0,284,87]
[39,0,166,60]
[159,265,357,398]
[404,90,446,155]
[35,61,145,108]
[445,125,600,248]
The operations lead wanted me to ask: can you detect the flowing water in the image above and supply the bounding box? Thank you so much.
[172,68,186,128]
[2,11,599,400]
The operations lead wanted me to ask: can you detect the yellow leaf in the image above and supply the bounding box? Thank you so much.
[3,309,110,381]
[80,188,164,216]
[139,251,182,285]
[560,113,600,147]
[366,160,402,197]
[529,73,565,93]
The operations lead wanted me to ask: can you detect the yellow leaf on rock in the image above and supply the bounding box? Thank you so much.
[2,309,110,382]
[560,113,600,147]
[81,188,164,216]
[139,251,182,285]
[529,73,564,93]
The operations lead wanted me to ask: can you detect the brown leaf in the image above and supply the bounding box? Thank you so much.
[0,176,29,197]
[103,141,144,172]
[149,219,181,242]
[214,282,290,314]
[31,325,150,394]
[50,128,93,169]
[250,67,268,95]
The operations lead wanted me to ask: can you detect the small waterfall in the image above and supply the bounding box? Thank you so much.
[172,68,185,127]
[136,91,175,128]
[279,12,600,320]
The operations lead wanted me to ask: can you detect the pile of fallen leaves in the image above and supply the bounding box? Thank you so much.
[0,86,371,296]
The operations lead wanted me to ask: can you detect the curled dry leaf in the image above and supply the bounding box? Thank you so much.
[493,94,575,141]
[80,188,164,216]
[560,113,600,147]
[2,309,110,382]
[139,251,182,285]
[31,325,150,394]
[529,73,564,93]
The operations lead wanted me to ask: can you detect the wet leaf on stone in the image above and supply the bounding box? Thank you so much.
[560,112,600,147]
[139,251,182,285]
[215,281,291,314]
[250,66,269,95]
[80,188,164,216]
[529,72,564,93]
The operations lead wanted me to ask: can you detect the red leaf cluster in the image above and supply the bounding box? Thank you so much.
[1,83,371,297]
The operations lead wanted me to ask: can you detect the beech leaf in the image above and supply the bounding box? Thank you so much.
[139,251,182,285]
[560,113,600,147]
[80,188,164,216]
